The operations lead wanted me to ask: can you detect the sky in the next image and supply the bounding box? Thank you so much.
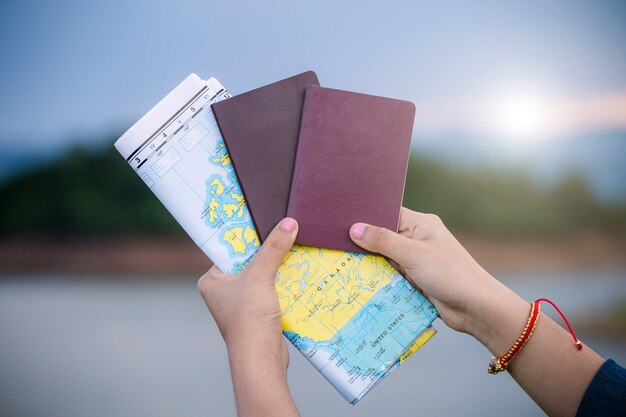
[0,0,625,196]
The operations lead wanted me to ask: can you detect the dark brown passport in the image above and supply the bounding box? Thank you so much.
[211,71,320,242]
[287,85,415,253]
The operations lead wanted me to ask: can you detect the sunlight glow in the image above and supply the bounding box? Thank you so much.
[482,87,556,143]
[412,85,626,142]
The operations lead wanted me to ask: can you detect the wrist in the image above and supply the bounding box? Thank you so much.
[226,330,299,417]
[465,274,530,356]
[226,328,289,375]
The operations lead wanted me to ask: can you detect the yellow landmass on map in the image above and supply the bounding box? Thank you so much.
[223,225,260,254]
[399,327,437,364]
[220,192,245,219]
[209,178,224,195]
[243,226,259,246]
[208,198,219,223]
[230,192,244,203]
[223,203,242,218]
[223,227,248,254]
[275,245,397,341]
[212,149,231,166]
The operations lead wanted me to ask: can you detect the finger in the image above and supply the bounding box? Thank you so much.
[400,207,432,220]
[247,217,298,280]
[197,265,227,294]
[349,223,420,266]
[386,258,404,274]
[386,257,422,292]
[398,207,434,233]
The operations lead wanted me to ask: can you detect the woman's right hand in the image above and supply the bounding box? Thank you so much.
[349,208,528,343]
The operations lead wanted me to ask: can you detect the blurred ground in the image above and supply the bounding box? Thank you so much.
[1,234,624,276]
[1,269,624,417]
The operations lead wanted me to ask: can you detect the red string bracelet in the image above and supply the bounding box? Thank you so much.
[487,297,582,375]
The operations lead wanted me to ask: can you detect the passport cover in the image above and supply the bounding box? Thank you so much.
[211,71,319,242]
[287,85,415,253]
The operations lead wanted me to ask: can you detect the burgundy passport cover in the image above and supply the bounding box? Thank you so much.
[211,71,319,242]
[287,85,415,253]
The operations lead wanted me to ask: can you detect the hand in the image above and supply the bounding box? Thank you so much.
[198,217,299,369]
[349,208,527,341]
[350,208,605,417]
[198,217,301,417]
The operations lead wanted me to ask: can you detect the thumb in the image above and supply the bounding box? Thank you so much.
[349,223,418,266]
[247,217,298,279]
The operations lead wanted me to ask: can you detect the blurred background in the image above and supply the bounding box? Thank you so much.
[1,1,625,416]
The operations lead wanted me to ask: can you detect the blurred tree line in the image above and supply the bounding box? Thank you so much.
[0,146,624,238]
[404,157,626,236]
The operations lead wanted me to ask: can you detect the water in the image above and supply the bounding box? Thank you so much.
[1,267,624,417]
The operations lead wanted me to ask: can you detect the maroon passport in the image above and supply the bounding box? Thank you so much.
[211,71,319,242]
[287,85,415,253]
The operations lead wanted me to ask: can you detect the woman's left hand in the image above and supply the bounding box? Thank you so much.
[198,217,298,370]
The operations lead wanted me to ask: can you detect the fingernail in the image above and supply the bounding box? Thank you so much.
[280,217,297,232]
[351,223,366,240]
